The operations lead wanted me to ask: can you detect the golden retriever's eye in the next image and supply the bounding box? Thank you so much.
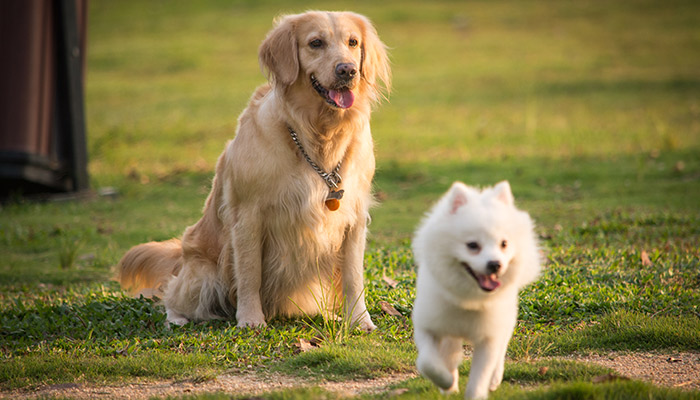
[501,240,508,249]
[309,39,324,49]
[348,38,358,48]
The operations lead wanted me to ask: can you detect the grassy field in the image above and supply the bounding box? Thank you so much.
[1,0,699,398]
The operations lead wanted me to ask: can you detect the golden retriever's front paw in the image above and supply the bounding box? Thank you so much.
[236,319,267,328]
[166,309,189,326]
[235,310,267,328]
[356,315,377,332]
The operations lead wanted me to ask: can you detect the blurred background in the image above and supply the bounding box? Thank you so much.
[83,0,699,242]
[2,0,698,261]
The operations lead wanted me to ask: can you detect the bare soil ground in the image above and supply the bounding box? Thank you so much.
[6,351,699,399]
[569,351,700,391]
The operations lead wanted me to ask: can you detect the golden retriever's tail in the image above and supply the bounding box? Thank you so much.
[116,239,183,297]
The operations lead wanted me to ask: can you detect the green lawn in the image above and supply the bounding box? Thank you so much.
[1,0,699,398]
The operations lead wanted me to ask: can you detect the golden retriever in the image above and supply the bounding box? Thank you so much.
[117,11,391,330]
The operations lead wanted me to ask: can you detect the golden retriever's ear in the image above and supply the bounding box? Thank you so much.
[348,13,391,103]
[258,15,299,87]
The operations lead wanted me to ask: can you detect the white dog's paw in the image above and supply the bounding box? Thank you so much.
[438,369,459,394]
[417,355,454,391]
[166,309,189,326]
[465,384,489,400]
[438,385,459,395]
[489,360,505,391]
[489,375,502,392]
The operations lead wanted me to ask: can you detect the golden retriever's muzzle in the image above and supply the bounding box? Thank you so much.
[335,63,357,82]
[310,62,358,109]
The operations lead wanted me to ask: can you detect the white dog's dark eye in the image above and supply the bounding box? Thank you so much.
[501,240,508,249]
[348,38,358,48]
[309,39,324,48]
[466,242,480,251]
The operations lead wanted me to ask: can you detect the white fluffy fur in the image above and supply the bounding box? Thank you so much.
[117,11,390,330]
[412,181,541,399]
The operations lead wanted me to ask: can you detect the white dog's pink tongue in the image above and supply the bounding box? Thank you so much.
[477,273,501,292]
[329,89,354,109]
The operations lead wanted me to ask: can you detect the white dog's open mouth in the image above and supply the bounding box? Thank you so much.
[462,262,501,292]
[310,74,355,109]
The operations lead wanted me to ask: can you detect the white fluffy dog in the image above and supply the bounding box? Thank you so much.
[412,181,541,399]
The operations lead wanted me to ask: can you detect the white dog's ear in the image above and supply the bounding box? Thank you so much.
[493,181,514,206]
[448,182,469,214]
[259,14,299,87]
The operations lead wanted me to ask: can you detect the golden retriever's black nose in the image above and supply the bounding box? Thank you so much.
[486,261,501,274]
[335,63,357,80]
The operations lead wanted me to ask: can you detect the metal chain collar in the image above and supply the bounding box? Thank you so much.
[287,126,342,189]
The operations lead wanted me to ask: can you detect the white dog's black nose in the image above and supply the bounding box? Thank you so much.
[335,63,357,80]
[486,261,501,274]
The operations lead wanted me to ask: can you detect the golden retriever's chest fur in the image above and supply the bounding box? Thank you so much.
[213,85,375,315]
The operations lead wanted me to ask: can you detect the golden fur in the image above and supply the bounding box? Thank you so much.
[117,11,391,329]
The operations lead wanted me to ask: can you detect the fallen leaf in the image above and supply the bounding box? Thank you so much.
[293,338,319,353]
[78,253,96,262]
[592,372,629,384]
[46,383,81,390]
[387,388,409,397]
[115,346,129,357]
[641,250,653,267]
[538,366,549,375]
[382,274,399,288]
[379,301,402,317]
[674,161,685,173]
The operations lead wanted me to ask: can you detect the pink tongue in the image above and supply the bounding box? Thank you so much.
[476,273,501,292]
[328,89,354,109]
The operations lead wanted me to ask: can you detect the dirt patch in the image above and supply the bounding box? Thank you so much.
[568,351,700,390]
[6,351,699,399]
[7,372,418,400]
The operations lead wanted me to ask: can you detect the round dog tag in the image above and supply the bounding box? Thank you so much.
[325,189,344,211]
[325,198,340,211]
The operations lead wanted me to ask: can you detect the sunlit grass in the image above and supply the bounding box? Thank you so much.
[86,0,700,175]
[1,0,698,398]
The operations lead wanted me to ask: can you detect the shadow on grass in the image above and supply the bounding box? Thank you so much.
[274,336,415,382]
[554,310,700,354]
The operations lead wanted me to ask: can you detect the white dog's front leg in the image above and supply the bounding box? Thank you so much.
[438,335,462,394]
[415,329,461,392]
[341,222,375,331]
[232,212,266,328]
[465,338,501,400]
[489,332,512,391]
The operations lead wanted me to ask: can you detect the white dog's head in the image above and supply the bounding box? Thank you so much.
[413,181,540,297]
[448,181,517,292]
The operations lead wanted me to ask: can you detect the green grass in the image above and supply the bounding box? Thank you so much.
[1,0,699,398]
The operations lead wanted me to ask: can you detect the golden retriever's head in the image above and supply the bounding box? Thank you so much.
[259,11,391,110]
